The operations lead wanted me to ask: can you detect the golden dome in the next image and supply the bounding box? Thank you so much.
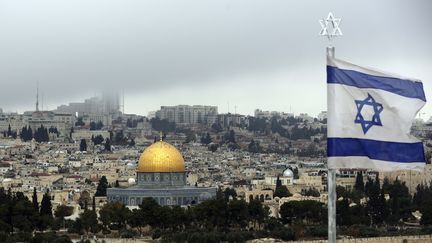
[137,141,185,173]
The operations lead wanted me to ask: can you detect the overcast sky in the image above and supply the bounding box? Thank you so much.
[0,0,431,118]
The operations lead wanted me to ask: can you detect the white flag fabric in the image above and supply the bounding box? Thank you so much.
[327,57,426,171]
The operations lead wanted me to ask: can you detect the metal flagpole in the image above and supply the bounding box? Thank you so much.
[327,46,336,243]
[319,12,342,243]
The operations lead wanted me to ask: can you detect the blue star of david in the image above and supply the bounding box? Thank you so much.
[354,93,384,134]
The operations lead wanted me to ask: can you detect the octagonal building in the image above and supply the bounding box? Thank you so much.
[107,139,216,206]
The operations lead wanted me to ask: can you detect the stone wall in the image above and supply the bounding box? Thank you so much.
[283,234,432,243]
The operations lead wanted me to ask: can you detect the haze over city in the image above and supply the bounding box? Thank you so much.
[1,0,431,117]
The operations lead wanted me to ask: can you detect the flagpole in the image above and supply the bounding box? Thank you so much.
[327,46,337,243]
[320,12,342,243]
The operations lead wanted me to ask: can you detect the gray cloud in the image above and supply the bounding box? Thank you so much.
[0,0,431,117]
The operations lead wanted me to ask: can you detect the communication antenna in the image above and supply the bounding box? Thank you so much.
[122,89,125,114]
[36,81,40,112]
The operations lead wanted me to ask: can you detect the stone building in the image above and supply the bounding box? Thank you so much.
[107,139,216,206]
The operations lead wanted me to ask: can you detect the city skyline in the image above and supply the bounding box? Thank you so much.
[0,0,431,117]
[2,1,432,242]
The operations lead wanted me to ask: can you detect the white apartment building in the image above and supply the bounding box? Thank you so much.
[156,105,218,124]
[254,109,294,119]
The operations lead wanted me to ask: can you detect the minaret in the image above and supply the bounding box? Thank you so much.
[36,82,39,112]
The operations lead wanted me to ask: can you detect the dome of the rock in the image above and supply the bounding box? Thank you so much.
[136,141,185,173]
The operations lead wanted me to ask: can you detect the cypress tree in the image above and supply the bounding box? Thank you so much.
[40,191,53,217]
[80,139,87,151]
[95,176,108,196]
[276,175,282,188]
[43,126,49,142]
[20,126,27,141]
[104,138,111,151]
[32,187,39,212]
[28,126,33,140]
[354,172,365,192]
[92,196,96,211]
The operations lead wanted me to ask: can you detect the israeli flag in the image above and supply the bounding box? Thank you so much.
[327,57,426,171]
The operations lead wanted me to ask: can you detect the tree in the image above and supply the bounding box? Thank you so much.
[280,200,326,225]
[95,176,108,196]
[274,176,292,198]
[208,143,218,152]
[129,209,145,235]
[7,124,11,137]
[79,210,98,235]
[40,192,52,217]
[382,177,392,194]
[301,187,320,197]
[365,175,385,225]
[354,172,365,192]
[55,205,74,229]
[75,117,85,126]
[150,117,176,132]
[388,178,411,222]
[21,126,33,142]
[92,135,104,145]
[34,125,49,142]
[292,167,299,179]
[185,132,195,143]
[276,175,282,188]
[274,186,292,198]
[420,203,432,225]
[55,205,74,219]
[104,138,111,151]
[248,140,261,153]
[211,123,223,133]
[228,130,236,143]
[38,191,53,231]
[200,133,212,145]
[227,199,249,228]
[113,130,126,145]
[32,187,39,212]
[89,121,104,130]
[69,127,74,138]
[337,196,352,226]
[138,198,162,228]
[89,121,97,130]
[79,139,87,152]
[248,199,268,228]
[223,188,237,201]
[99,202,130,230]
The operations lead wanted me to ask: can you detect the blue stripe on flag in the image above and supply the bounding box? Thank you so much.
[327,66,426,101]
[327,137,425,163]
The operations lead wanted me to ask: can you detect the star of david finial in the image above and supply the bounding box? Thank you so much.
[354,93,384,134]
[319,12,343,42]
